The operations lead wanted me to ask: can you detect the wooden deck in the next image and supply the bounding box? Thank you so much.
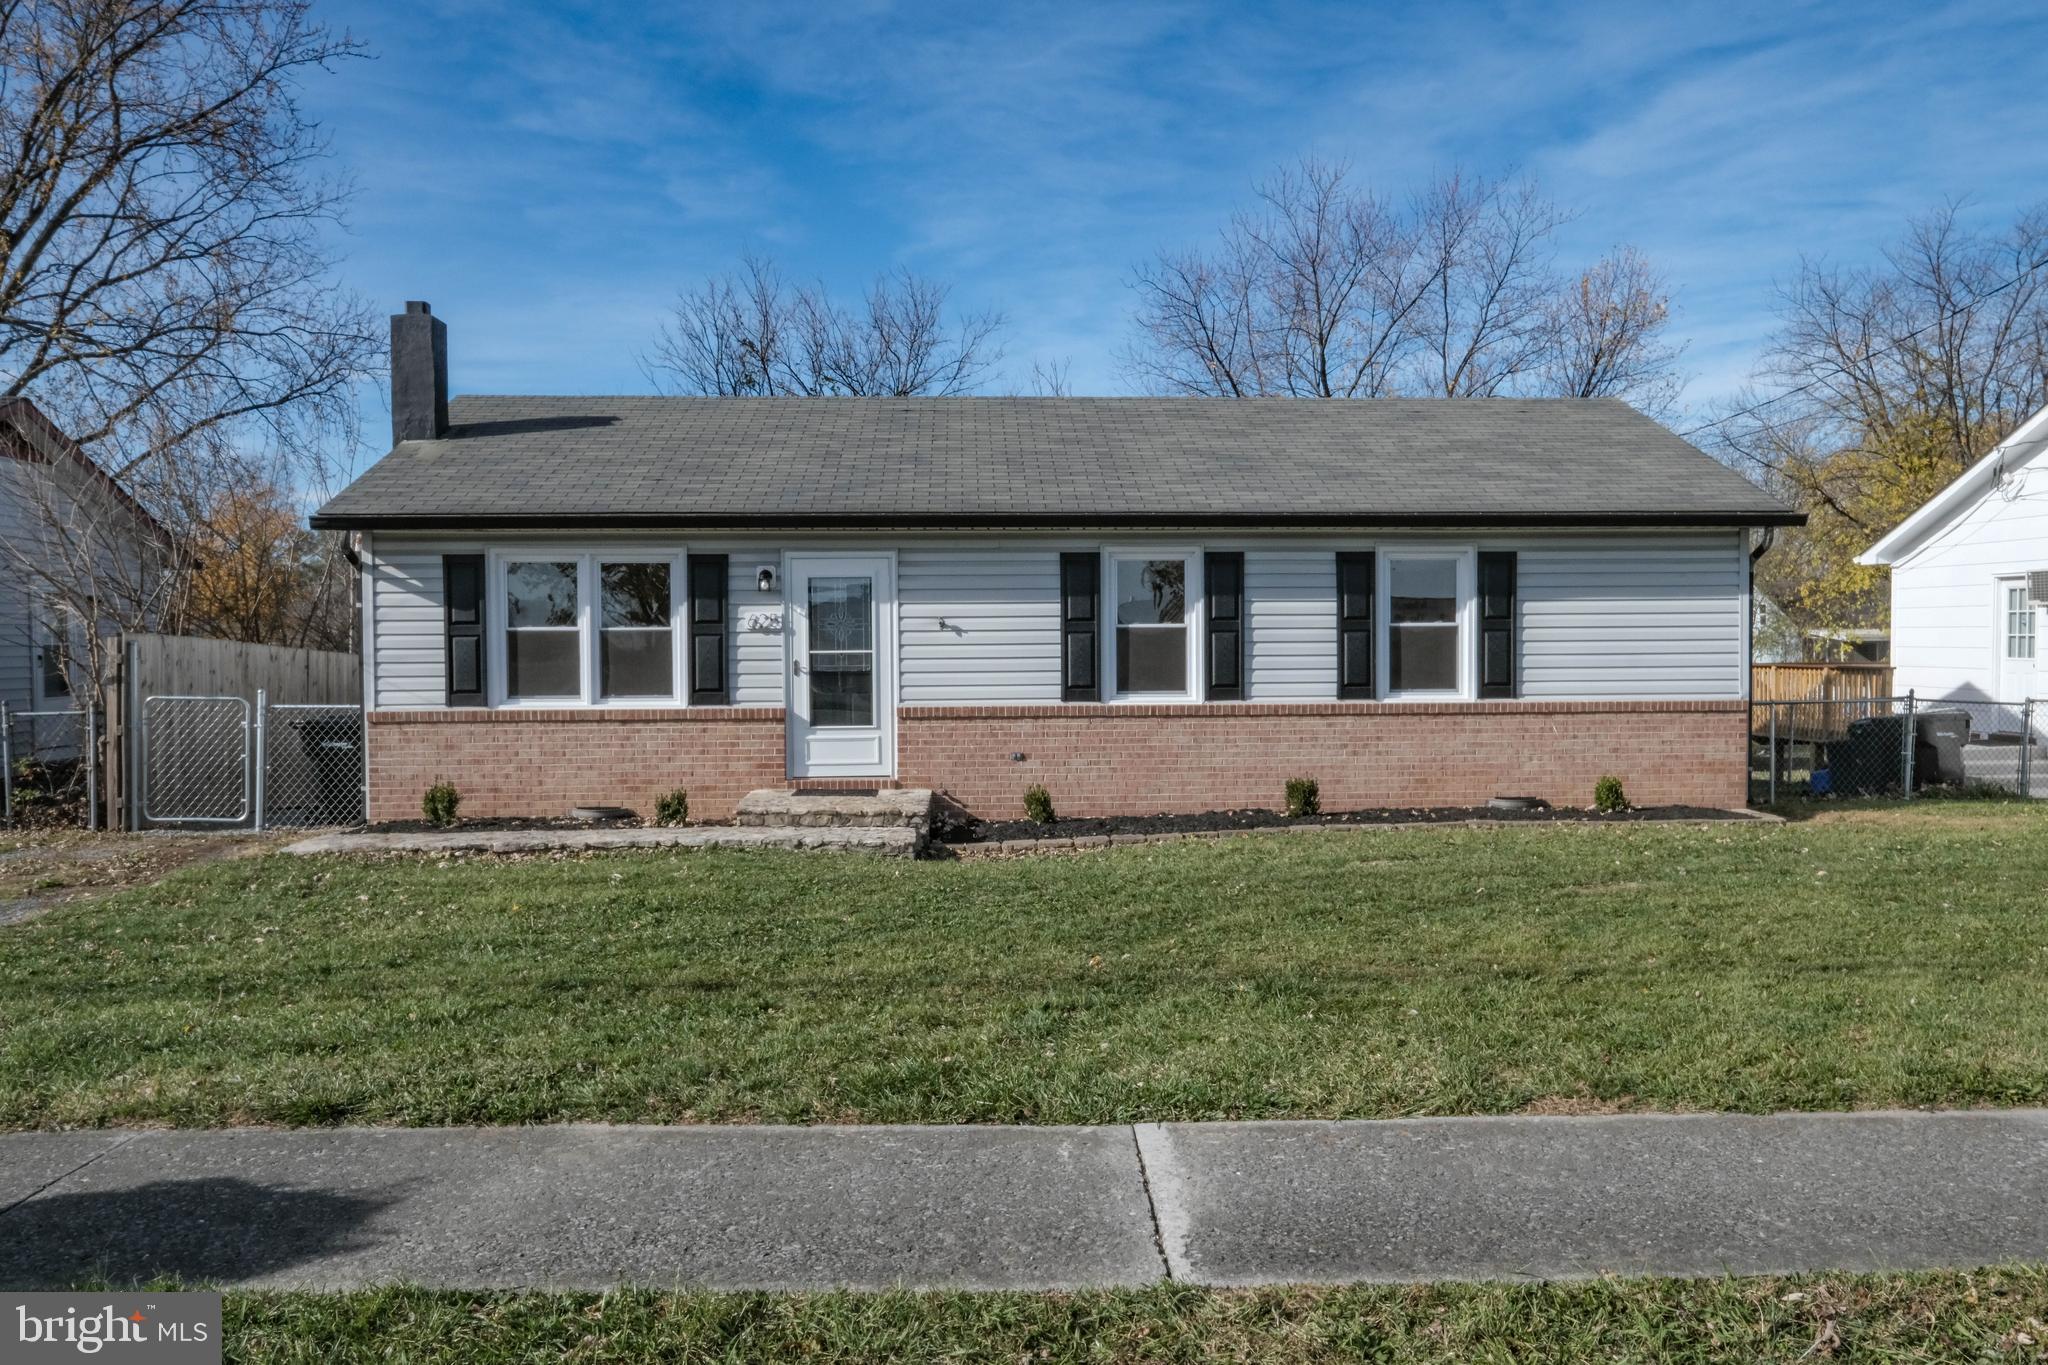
[1751,664,1897,742]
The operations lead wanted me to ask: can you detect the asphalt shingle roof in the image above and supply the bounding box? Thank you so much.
[309,396,1801,530]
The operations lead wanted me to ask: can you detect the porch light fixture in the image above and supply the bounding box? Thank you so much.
[756,565,777,593]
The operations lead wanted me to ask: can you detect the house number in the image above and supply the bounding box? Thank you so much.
[745,611,783,632]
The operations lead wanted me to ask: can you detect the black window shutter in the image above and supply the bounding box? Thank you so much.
[1478,550,1517,699]
[1204,551,1244,700]
[688,554,729,705]
[442,554,486,707]
[1336,551,1375,700]
[1059,552,1099,702]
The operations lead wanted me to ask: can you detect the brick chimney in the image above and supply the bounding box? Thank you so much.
[390,300,449,444]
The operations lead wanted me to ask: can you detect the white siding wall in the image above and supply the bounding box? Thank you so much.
[1887,458,2048,703]
[1244,548,1338,700]
[898,547,1061,703]
[1517,535,1746,699]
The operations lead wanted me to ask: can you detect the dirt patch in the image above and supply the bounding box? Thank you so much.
[939,804,1747,845]
[1518,1091,1639,1117]
[0,830,277,926]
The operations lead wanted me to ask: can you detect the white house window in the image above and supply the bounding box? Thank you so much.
[1383,552,1467,697]
[2007,583,2036,660]
[505,560,581,699]
[600,561,674,698]
[1111,554,1196,697]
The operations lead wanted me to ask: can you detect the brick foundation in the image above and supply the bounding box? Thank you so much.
[897,701,1749,820]
[368,701,1749,823]
[367,708,787,822]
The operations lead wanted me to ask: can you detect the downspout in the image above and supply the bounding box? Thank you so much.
[1749,525,1776,563]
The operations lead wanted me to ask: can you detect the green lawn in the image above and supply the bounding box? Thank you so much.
[3,803,2046,1128]
[219,1269,2048,1363]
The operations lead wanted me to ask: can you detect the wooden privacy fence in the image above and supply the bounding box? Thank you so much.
[103,633,361,829]
[1750,663,1896,741]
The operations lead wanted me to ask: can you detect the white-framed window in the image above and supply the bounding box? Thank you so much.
[1107,550,1202,700]
[1378,548,1474,700]
[492,549,685,706]
[2006,582,2036,660]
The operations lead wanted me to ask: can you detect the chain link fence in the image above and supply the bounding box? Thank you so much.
[0,705,98,829]
[262,704,366,828]
[141,695,251,824]
[1751,694,2044,805]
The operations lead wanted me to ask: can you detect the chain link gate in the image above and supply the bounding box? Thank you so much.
[0,704,99,829]
[135,693,364,830]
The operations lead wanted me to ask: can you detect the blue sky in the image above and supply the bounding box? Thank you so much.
[306,0,2048,463]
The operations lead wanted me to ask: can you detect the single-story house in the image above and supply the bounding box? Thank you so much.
[1858,402,2047,715]
[311,303,1803,822]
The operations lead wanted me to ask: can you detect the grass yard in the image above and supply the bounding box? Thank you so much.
[2,802,2045,1128]
[219,1269,2048,1363]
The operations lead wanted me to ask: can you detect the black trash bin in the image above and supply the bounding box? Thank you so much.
[1834,710,1970,796]
[290,717,362,819]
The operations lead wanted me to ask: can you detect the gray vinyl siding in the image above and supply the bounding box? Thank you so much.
[899,547,1061,703]
[726,547,785,707]
[1517,536,1746,699]
[1244,549,1338,700]
[0,467,35,711]
[369,551,446,707]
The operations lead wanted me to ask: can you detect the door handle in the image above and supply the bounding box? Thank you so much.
[792,659,804,675]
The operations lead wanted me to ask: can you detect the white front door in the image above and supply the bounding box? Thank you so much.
[787,554,895,779]
[1998,576,2038,709]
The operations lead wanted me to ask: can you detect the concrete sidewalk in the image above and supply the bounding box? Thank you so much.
[3,1110,2045,1292]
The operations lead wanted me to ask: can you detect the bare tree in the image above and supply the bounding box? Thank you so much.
[1707,202,2048,632]
[1126,159,1430,398]
[1410,172,1569,397]
[645,257,1006,397]
[0,0,378,691]
[1027,357,1074,396]
[1126,159,1682,406]
[1,1,378,491]
[1540,246,1684,414]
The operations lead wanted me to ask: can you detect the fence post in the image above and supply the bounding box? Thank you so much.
[2023,699,2036,798]
[1768,702,1778,806]
[1901,690,1917,799]
[85,706,98,833]
[125,640,141,832]
[1,700,11,828]
[252,688,267,833]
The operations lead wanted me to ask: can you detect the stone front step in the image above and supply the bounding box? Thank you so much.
[735,787,936,830]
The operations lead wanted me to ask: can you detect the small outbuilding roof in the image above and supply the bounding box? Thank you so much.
[311,395,1802,531]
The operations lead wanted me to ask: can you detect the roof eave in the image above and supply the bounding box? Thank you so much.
[1857,401,2048,565]
[311,508,1807,532]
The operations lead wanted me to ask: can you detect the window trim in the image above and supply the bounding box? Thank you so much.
[1103,547,1204,702]
[1377,546,1476,701]
[2004,579,2036,662]
[488,548,687,708]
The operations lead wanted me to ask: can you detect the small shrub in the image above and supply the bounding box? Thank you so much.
[1023,784,1055,825]
[1285,776,1321,818]
[654,788,690,826]
[421,781,461,826]
[1593,774,1627,813]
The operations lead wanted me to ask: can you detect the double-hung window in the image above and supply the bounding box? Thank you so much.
[1109,552,1199,699]
[2007,582,2036,661]
[498,552,683,705]
[1381,550,1472,699]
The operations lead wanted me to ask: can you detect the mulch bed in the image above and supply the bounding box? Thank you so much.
[937,803,1746,844]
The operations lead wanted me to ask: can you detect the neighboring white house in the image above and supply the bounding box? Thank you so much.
[1858,402,2048,712]
[0,398,164,726]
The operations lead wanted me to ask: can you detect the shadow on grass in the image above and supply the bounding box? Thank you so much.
[0,1177,398,1289]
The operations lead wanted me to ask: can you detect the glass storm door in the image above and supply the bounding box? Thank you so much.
[787,555,895,778]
